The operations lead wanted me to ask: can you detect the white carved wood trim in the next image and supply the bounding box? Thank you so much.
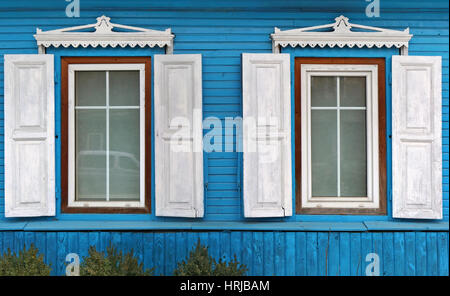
[4,54,55,217]
[154,54,204,218]
[242,53,292,217]
[271,15,412,54]
[392,56,442,219]
[34,15,174,54]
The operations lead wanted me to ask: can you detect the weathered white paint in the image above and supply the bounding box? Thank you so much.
[154,54,204,217]
[242,53,292,217]
[4,54,55,217]
[392,56,442,219]
[67,63,146,208]
[34,15,174,54]
[300,64,380,209]
[271,15,412,55]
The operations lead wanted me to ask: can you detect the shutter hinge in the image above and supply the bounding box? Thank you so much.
[388,72,392,86]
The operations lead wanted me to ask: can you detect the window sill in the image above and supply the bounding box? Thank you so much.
[0,220,448,232]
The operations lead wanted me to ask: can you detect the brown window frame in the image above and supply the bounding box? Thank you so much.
[295,57,387,215]
[61,57,151,214]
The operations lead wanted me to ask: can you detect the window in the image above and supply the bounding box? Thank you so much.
[295,58,386,215]
[61,57,151,213]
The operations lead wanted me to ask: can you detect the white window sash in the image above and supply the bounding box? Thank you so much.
[67,63,146,208]
[300,64,380,209]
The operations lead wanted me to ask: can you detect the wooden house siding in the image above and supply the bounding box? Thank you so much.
[0,0,448,277]
[0,0,448,221]
[0,230,448,276]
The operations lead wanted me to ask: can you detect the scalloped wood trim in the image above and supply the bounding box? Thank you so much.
[271,15,412,54]
[34,15,174,54]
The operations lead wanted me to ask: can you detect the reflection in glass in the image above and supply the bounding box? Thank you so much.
[75,110,107,201]
[311,110,338,196]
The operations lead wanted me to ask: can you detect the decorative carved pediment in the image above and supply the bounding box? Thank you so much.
[271,15,412,54]
[34,15,174,53]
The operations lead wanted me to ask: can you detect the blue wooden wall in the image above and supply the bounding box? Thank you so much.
[0,1,448,277]
[0,230,448,276]
[0,0,448,222]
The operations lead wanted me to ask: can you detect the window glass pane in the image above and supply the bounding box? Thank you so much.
[340,77,366,107]
[109,109,140,201]
[340,110,367,196]
[311,76,337,107]
[311,110,338,196]
[75,71,106,106]
[75,110,107,201]
[109,71,140,106]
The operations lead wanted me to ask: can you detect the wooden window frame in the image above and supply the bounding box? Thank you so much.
[295,57,387,215]
[61,57,151,214]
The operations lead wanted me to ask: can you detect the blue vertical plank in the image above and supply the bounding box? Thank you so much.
[230,231,242,263]
[253,232,263,276]
[285,232,295,276]
[372,233,383,275]
[121,232,132,253]
[133,233,144,272]
[317,232,328,276]
[67,232,79,257]
[56,232,68,276]
[88,232,100,250]
[360,233,372,276]
[242,232,253,276]
[3,232,13,253]
[426,232,438,276]
[24,232,34,250]
[393,232,405,276]
[274,232,285,276]
[14,231,24,253]
[220,231,231,263]
[35,232,47,267]
[187,232,198,253]
[328,232,340,276]
[339,232,350,276]
[99,232,111,251]
[350,233,361,276]
[175,232,187,269]
[154,232,164,276]
[143,232,154,274]
[46,232,57,276]
[437,232,449,276]
[415,232,427,276]
[0,232,3,255]
[200,232,209,248]
[295,232,307,276]
[306,232,318,276]
[165,233,176,276]
[208,232,220,261]
[110,232,121,256]
[263,232,274,276]
[382,232,394,276]
[405,232,416,276]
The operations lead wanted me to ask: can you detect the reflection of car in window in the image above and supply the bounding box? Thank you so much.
[76,150,140,201]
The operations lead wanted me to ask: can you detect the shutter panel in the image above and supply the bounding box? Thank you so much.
[242,53,292,217]
[392,56,442,219]
[4,54,55,217]
[154,54,204,217]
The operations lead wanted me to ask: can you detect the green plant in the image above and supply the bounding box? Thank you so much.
[0,244,51,276]
[173,240,248,276]
[79,244,153,276]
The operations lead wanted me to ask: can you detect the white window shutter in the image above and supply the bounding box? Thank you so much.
[4,54,55,217]
[392,55,442,219]
[242,53,292,217]
[154,54,204,217]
